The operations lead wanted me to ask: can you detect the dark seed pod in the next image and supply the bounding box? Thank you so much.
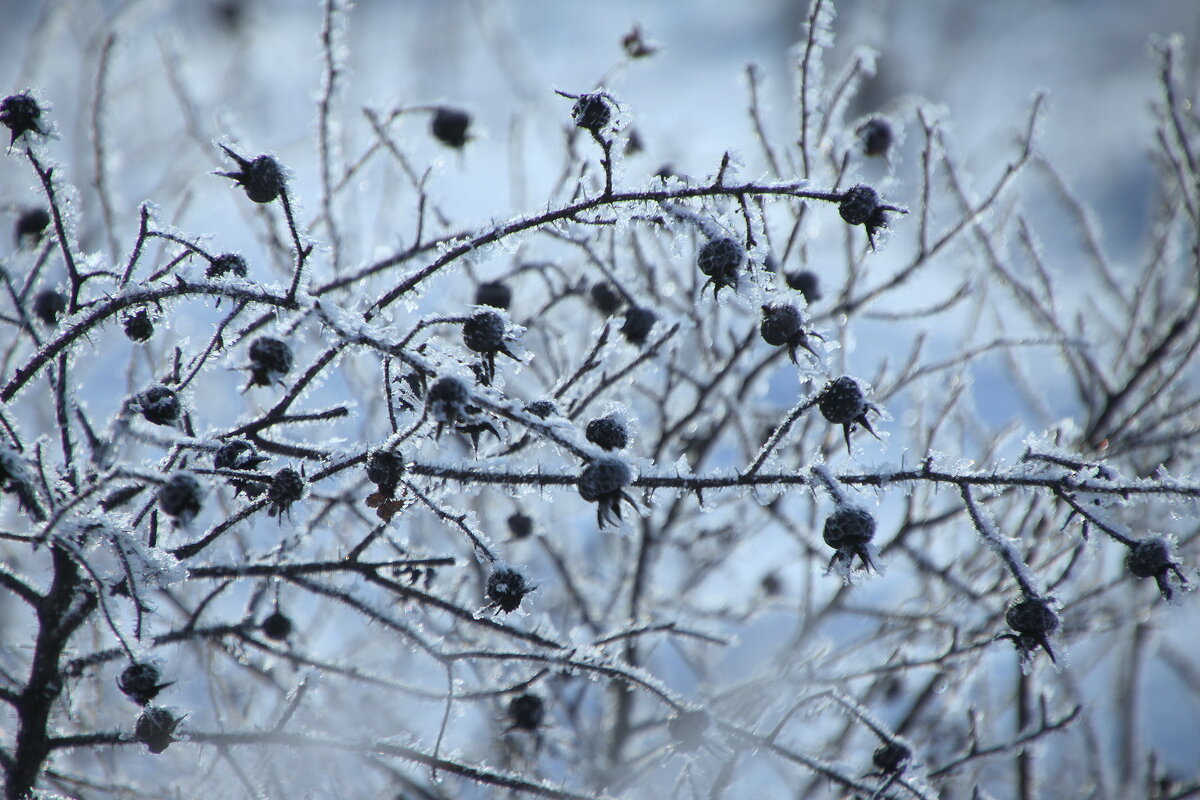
[431,107,471,149]
[838,184,902,250]
[32,289,66,326]
[873,742,911,774]
[818,376,879,453]
[586,415,629,451]
[590,282,624,315]
[761,303,820,363]
[135,706,181,754]
[1,92,46,145]
[261,611,293,641]
[207,252,248,279]
[578,456,635,528]
[463,310,506,354]
[620,306,657,346]
[475,280,512,310]
[486,566,532,613]
[266,467,304,518]
[157,473,203,524]
[785,269,822,303]
[507,511,533,539]
[523,400,557,419]
[118,663,172,706]
[507,693,545,731]
[668,709,710,752]
[823,505,877,571]
[571,93,611,135]
[858,117,893,158]
[214,439,268,471]
[1005,597,1059,663]
[1126,537,1186,601]
[246,337,293,387]
[697,237,744,299]
[134,385,181,427]
[427,376,470,429]
[123,310,154,343]
[760,303,802,346]
[217,146,285,204]
[14,207,50,247]
[366,450,405,494]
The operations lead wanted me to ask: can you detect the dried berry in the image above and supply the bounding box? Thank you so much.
[668,709,709,752]
[578,456,635,528]
[760,303,821,363]
[123,309,154,343]
[823,505,877,572]
[507,511,533,539]
[261,610,293,641]
[0,445,41,519]
[620,306,657,346]
[590,282,624,315]
[431,107,471,149]
[486,566,532,613]
[217,145,285,204]
[118,663,172,706]
[696,237,744,299]
[462,309,516,385]
[1,92,46,146]
[857,117,893,158]
[507,693,545,731]
[475,280,512,310]
[571,93,611,135]
[872,742,911,775]
[427,376,471,432]
[134,385,181,427]
[266,467,304,518]
[246,336,293,388]
[524,400,557,419]
[14,207,50,247]
[1127,536,1187,601]
[785,269,822,303]
[818,376,880,453]
[1004,597,1059,663]
[366,450,406,495]
[32,289,66,326]
[214,439,269,471]
[586,415,629,451]
[207,252,249,279]
[135,706,181,754]
[838,185,903,250]
[157,473,203,525]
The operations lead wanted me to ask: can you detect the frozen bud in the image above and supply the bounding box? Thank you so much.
[32,289,66,326]
[266,467,304,518]
[620,306,657,346]
[14,207,50,247]
[118,662,172,707]
[1,92,46,145]
[507,693,545,731]
[134,385,181,427]
[246,337,293,387]
[207,252,249,279]
[475,280,512,310]
[571,93,611,135]
[586,415,629,451]
[157,473,203,524]
[217,145,285,204]
[578,456,635,528]
[134,706,181,754]
[823,505,877,572]
[696,236,744,299]
[261,610,293,641]
[589,282,624,315]
[431,107,471,149]
[486,566,532,613]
